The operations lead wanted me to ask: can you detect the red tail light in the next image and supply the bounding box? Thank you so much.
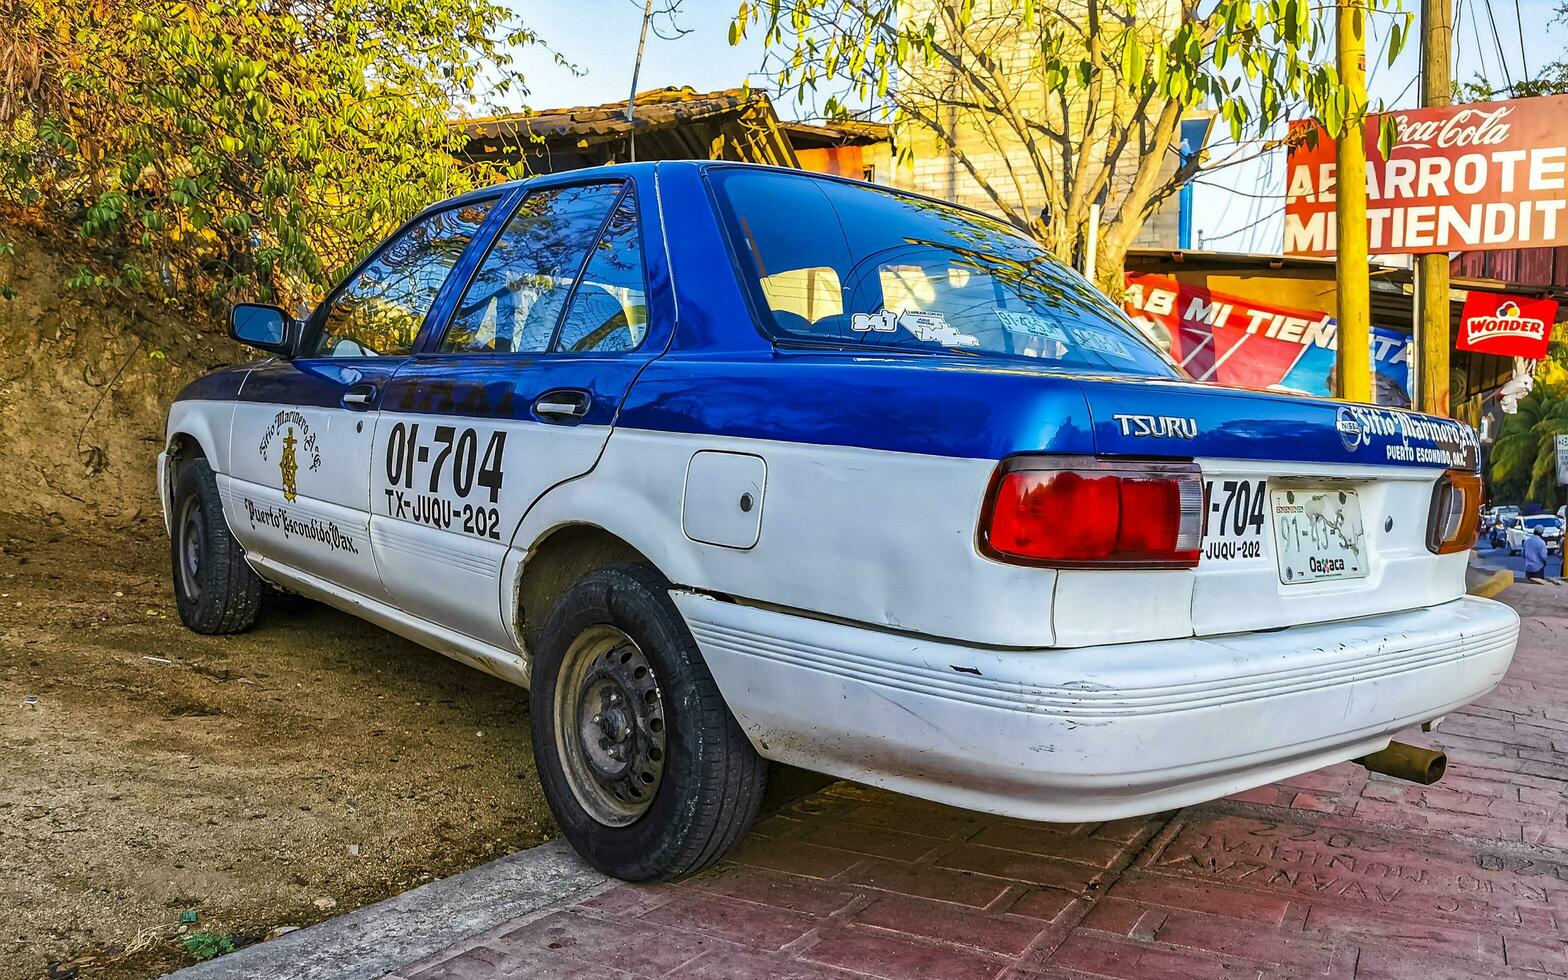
[980,457,1204,568]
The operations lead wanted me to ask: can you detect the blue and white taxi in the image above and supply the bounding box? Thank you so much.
[161,162,1518,881]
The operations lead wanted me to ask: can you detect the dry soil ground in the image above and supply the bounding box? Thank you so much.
[0,513,557,980]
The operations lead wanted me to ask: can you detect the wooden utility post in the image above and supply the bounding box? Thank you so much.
[1417,0,1453,415]
[1336,0,1372,403]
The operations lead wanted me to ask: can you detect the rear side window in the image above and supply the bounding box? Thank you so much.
[441,183,625,354]
[710,168,1177,376]
[555,189,649,353]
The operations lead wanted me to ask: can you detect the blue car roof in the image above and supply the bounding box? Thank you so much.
[412,160,1011,231]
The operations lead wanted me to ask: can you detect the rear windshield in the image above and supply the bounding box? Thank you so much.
[709,167,1179,376]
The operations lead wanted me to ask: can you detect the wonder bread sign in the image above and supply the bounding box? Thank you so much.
[1285,95,1568,256]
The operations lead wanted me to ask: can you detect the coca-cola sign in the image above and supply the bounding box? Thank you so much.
[1284,95,1568,257]
[1456,292,1557,359]
[1391,104,1514,151]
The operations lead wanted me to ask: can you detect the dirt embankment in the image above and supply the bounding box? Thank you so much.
[0,225,241,524]
[0,231,558,979]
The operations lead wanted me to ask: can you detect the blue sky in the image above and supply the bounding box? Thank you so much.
[514,0,1566,254]
[516,0,768,111]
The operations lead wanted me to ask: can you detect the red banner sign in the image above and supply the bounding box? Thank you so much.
[1456,292,1557,358]
[1122,274,1412,404]
[1284,96,1568,257]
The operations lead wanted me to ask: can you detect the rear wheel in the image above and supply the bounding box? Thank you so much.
[171,458,262,634]
[530,563,766,881]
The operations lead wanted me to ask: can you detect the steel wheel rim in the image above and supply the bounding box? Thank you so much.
[552,625,668,827]
[177,495,204,602]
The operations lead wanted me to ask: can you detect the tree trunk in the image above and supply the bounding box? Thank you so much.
[1093,235,1130,299]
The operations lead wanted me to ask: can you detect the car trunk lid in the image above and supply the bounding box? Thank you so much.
[1064,377,1479,641]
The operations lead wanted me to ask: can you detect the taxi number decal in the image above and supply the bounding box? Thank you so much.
[1202,479,1266,562]
[385,422,505,503]
[383,422,506,540]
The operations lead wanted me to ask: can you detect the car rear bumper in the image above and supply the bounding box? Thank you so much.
[674,592,1518,822]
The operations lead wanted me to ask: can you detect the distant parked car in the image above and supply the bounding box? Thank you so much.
[1506,515,1565,555]
[1489,505,1521,547]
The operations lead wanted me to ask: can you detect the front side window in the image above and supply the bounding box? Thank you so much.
[710,168,1179,377]
[440,183,625,354]
[309,201,494,358]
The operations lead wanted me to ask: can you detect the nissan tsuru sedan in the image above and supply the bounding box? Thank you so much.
[160,162,1518,881]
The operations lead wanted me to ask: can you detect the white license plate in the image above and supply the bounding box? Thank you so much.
[1272,488,1368,585]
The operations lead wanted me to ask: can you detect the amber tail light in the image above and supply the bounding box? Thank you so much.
[1427,469,1483,555]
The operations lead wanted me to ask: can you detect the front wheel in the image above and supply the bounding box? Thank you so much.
[530,564,767,881]
[170,458,262,634]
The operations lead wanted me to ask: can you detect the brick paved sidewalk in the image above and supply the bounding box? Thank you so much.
[387,583,1568,980]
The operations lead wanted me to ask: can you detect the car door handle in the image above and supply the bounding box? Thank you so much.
[534,390,591,421]
[342,383,378,410]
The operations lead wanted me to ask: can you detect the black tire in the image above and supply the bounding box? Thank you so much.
[170,457,262,634]
[530,563,766,881]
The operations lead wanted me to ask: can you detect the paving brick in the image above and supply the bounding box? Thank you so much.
[749,813,807,839]
[674,948,850,980]
[800,925,1009,980]
[1502,931,1568,973]
[1358,781,1415,804]
[641,891,818,951]
[840,801,987,840]
[1351,796,1528,842]
[844,856,1018,908]
[406,943,635,980]
[1150,908,1340,973]
[779,793,860,820]
[1288,791,1335,812]
[852,892,1047,956]
[576,884,674,917]
[1103,874,1292,926]
[1044,933,1249,979]
[1088,817,1157,844]
[1301,903,1503,961]
[727,836,867,879]
[966,823,1131,868]
[1353,944,1521,980]
[1077,897,1155,937]
[1004,887,1080,922]
[499,910,732,976]
[696,865,862,917]
[797,821,943,862]
[1281,765,1361,791]
[1141,808,1568,923]
[934,843,1102,891]
[1226,785,1283,805]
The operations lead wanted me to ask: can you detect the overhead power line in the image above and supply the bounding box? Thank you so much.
[1480,0,1515,92]
[1514,0,1530,81]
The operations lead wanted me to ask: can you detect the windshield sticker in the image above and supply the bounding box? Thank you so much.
[994,309,1068,342]
[1069,327,1134,361]
[852,308,980,347]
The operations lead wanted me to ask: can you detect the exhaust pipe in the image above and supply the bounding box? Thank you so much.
[1357,741,1447,785]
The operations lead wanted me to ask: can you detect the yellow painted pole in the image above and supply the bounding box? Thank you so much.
[1336,0,1372,403]
[1417,0,1453,416]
